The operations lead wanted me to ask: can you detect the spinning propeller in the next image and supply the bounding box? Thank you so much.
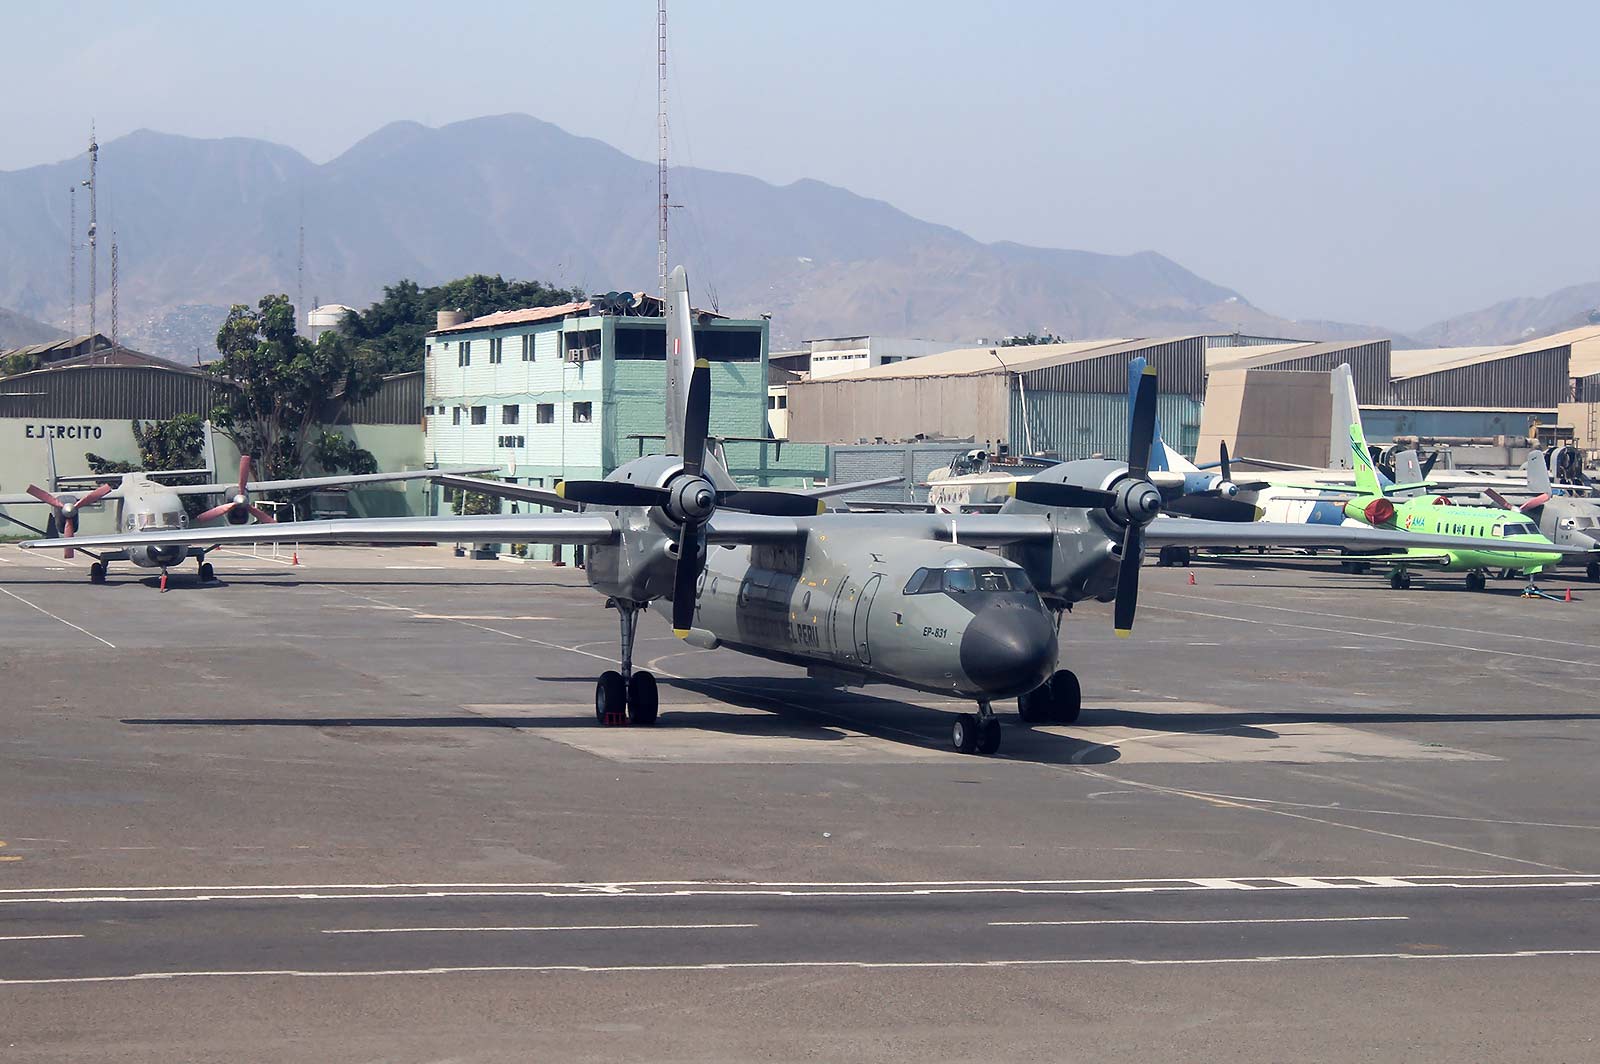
[555,359,823,635]
[196,457,276,525]
[24,481,114,558]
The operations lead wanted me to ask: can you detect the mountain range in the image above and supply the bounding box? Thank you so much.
[0,114,1593,357]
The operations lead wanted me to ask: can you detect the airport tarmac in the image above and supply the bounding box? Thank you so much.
[2,543,1598,1062]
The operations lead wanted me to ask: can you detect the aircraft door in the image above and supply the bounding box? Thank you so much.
[853,575,882,666]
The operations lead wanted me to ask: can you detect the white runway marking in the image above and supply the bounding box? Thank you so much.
[322,922,757,935]
[1144,602,1600,671]
[0,586,115,648]
[989,916,1410,927]
[3,872,1597,906]
[0,934,84,942]
[5,950,1599,986]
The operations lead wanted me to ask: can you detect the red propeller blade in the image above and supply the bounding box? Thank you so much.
[196,502,235,523]
[79,482,115,506]
[24,484,63,508]
[236,455,252,495]
[246,504,276,524]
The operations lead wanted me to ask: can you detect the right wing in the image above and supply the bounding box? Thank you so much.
[431,474,577,511]
[24,513,622,551]
[1145,518,1594,556]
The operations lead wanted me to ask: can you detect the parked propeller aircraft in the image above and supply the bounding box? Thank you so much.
[1477,455,1600,582]
[38,267,1589,755]
[1,456,493,585]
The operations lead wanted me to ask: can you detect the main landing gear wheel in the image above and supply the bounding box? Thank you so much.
[1389,570,1411,590]
[198,561,215,583]
[88,562,106,584]
[596,670,628,726]
[1465,571,1487,592]
[1157,546,1191,568]
[977,718,1002,755]
[627,671,659,727]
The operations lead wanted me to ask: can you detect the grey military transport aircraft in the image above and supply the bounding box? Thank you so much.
[39,266,1587,755]
[3,455,492,586]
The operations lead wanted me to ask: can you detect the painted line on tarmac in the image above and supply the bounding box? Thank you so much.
[0,586,115,648]
[322,922,758,935]
[0,934,84,942]
[6,949,1600,986]
[4,873,1598,906]
[1149,590,1600,654]
[989,916,1410,927]
[1141,602,1600,671]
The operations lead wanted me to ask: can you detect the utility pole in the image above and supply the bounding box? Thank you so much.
[657,0,669,299]
[68,186,77,336]
[85,125,98,349]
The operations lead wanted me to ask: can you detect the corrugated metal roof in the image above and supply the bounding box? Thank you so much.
[429,294,728,336]
[1388,346,1504,378]
[1391,325,1600,381]
[821,339,1140,381]
[1205,340,1385,372]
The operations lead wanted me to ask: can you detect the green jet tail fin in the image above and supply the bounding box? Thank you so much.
[1350,422,1385,497]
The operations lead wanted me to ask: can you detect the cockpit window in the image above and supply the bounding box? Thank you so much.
[906,566,1032,594]
[1498,522,1538,537]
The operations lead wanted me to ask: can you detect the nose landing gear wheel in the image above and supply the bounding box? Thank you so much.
[595,670,628,726]
[198,561,215,583]
[976,718,1002,755]
[88,562,106,584]
[627,671,659,727]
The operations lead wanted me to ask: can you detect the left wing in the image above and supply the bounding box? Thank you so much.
[24,513,621,551]
[170,465,497,497]
[804,476,903,499]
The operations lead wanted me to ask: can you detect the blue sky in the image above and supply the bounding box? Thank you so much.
[6,0,1599,329]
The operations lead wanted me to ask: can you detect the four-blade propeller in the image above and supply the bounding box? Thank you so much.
[24,481,115,558]
[196,457,276,525]
[554,360,824,635]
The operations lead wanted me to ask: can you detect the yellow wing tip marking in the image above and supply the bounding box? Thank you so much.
[814,500,826,515]
[1141,365,1157,376]
[1114,628,1132,639]
[554,481,567,499]
[1006,482,1020,497]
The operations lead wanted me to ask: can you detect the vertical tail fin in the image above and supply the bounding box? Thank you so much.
[45,433,59,493]
[1350,421,1384,496]
[1328,364,1358,470]
[1526,452,1553,494]
[663,265,696,456]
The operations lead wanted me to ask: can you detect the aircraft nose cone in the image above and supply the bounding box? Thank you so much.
[959,603,1057,697]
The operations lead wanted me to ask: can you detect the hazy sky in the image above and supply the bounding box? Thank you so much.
[6,0,1599,330]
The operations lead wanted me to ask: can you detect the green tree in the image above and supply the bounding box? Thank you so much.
[340,275,583,374]
[208,294,381,483]
[85,414,209,516]
[0,352,39,377]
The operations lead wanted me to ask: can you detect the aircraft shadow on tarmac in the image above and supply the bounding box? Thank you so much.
[120,675,1600,767]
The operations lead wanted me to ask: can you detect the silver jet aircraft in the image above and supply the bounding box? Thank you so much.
[42,267,1584,755]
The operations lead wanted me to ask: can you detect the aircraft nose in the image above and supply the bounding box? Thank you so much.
[959,602,1057,697]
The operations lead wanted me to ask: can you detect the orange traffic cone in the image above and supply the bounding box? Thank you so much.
[291,550,300,566]
[1188,570,1197,586]
[1565,588,1573,603]
[159,572,168,593]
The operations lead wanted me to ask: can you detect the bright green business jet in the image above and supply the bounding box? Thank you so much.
[1334,423,1562,590]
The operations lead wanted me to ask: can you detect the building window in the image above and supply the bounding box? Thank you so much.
[778,394,787,409]
[566,330,601,362]
[502,404,520,425]
[536,403,555,424]
[489,337,504,364]
[452,407,461,426]
[572,401,593,424]
[768,395,777,409]
[470,406,487,425]
[521,334,536,361]
[458,340,471,367]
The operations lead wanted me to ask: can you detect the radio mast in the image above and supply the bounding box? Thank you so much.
[85,125,99,349]
[69,186,78,336]
[657,0,669,299]
[110,235,119,352]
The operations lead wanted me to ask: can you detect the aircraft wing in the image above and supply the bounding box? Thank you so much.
[22,513,621,551]
[431,474,577,511]
[169,465,497,496]
[804,476,903,498]
[1144,519,1594,555]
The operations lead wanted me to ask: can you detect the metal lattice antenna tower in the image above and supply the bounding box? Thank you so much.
[86,124,98,349]
[69,186,77,336]
[657,0,668,299]
[110,235,119,352]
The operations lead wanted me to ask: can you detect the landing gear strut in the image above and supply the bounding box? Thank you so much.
[1389,568,1412,590]
[953,701,1002,755]
[594,601,659,727]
